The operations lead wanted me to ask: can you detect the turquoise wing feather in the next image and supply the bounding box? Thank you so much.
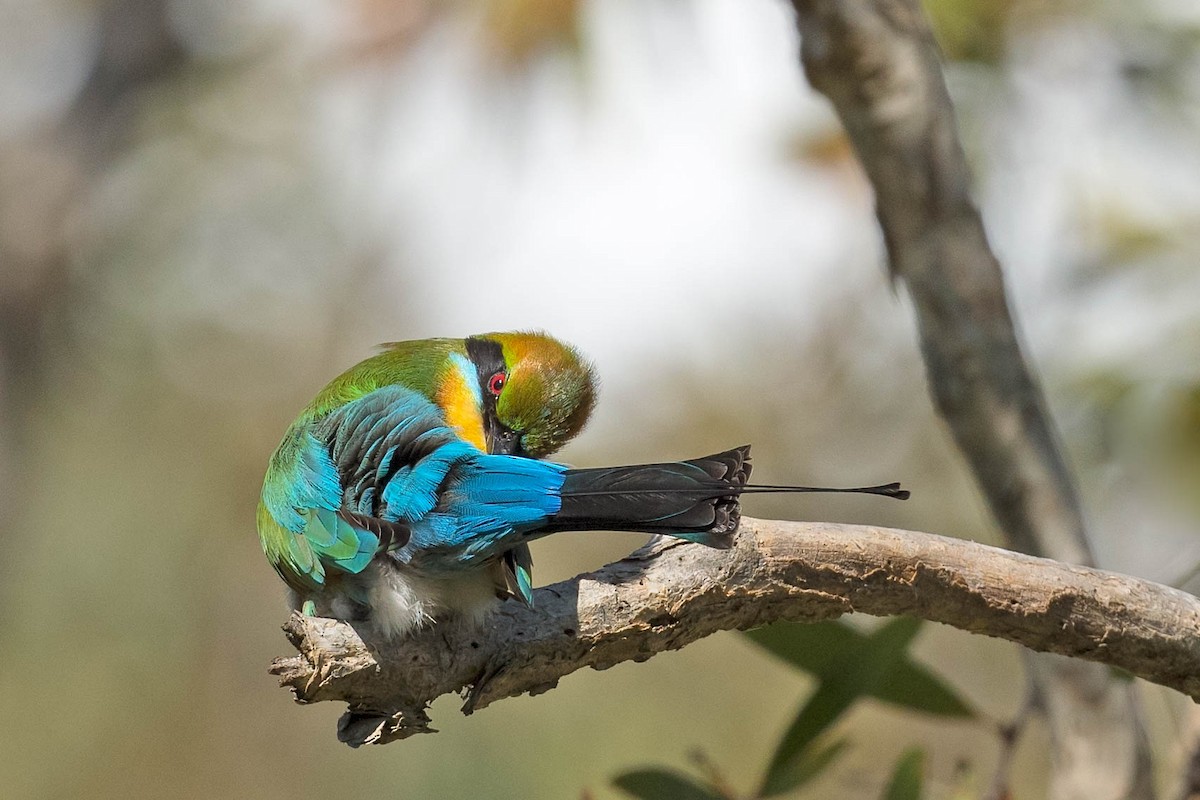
[259,427,382,592]
[261,385,462,592]
[402,454,567,567]
[260,383,571,592]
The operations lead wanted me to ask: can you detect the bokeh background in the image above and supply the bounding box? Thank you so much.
[2,0,1199,797]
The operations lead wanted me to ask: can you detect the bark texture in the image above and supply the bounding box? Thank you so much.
[271,518,1200,747]
[791,0,1086,565]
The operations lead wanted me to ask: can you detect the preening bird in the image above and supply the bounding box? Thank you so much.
[258,332,908,638]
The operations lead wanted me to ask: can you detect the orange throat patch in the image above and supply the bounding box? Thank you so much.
[437,362,486,451]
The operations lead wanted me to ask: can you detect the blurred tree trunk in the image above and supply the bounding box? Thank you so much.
[787,1,1155,798]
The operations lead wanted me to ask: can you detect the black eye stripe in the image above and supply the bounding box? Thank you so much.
[465,336,522,452]
[465,337,505,393]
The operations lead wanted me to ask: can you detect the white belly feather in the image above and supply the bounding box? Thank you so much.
[364,560,502,639]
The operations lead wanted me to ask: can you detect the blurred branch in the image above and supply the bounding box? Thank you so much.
[787,2,1154,797]
[984,679,1037,800]
[1175,705,1200,800]
[271,518,1200,747]
[790,0,1086,565]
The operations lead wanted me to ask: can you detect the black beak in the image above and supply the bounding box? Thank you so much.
[486,425,525,456]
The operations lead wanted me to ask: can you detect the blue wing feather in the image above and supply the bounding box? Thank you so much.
[264,383,574,590]
[400,455,567,566]
[260,429,369,590]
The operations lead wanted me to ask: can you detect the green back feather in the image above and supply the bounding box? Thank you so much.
[305,338,463,420]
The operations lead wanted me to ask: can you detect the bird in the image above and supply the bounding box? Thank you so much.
[257,331,908,638]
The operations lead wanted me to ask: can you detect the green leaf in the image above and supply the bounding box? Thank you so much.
[745,620,973,718]
[759,618,923,797]
[759,683,859,795]
[1108,665,1136,683]
[882,749,925,800]
[758,737,849,798]
[612,769,723,800]
[744,619,858,674]
[873,658,974,718]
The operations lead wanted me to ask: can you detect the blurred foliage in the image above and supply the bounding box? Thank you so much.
[479,0,583,64]
[613,768,726,800]
[746,620,975,719]
[613,620,965,798]
[881,749,926,800]
[758,620,944,796]
[923,0,1021,64]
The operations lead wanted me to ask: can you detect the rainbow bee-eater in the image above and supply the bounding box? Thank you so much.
[258,331,908,638]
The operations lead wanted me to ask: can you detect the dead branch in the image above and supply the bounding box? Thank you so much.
[271,518,1200,747]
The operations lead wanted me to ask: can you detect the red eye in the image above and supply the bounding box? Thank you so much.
[488,372,506,396]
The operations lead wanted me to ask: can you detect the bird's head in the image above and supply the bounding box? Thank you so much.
[441,331,596,458]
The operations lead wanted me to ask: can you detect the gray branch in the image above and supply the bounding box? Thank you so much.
[788,2,1155,796]
[790,0,1087,565]
[270,518,1200,747]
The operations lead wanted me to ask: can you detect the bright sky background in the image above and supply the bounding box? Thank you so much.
[4,2,1200,798]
